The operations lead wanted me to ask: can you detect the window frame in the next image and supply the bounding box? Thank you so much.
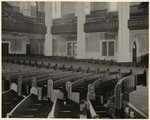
[101,40,115,57]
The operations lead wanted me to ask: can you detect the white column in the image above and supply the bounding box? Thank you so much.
[45,2,53,56]
[76,2,86,59]
[118,2,130,62]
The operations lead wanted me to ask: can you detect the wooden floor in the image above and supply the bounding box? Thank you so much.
[129,85,148,115]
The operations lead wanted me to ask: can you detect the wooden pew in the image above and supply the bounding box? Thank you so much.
[2,69,58,91]
[136,70,147,86]
[2,89,24,118]
[48,98,80,118]
[46,73,93,102]
[6,73,85,118]
[3,68,54,81]
[66,73,104,103]
[114,74,148,119]
[87,74,121,118]
[19,72,82,100]
[7,93,53,118]
[17,71,74,96]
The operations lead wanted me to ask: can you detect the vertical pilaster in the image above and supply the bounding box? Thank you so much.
[76,2,86,59]
[45,2,53,56]
[118,2,130,62]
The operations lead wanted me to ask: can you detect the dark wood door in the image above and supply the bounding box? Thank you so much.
[26,44,31,55]
[39,43,44,55]
[2,43,9,56]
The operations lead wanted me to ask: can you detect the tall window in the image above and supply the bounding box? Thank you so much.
[67,43,72,55]
[102,42,107,56]
[108,41,114,56]
[102,41,115,56]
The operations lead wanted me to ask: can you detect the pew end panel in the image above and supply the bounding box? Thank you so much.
[47,79,64,102]
[30,86,43,100]
[10,83,17,92]
[87,84,95,100]
[66,81,80,103]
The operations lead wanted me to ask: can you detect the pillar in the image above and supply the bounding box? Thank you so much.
[76,2,86,59]
[118,3,131,62]
[45,2,53,56]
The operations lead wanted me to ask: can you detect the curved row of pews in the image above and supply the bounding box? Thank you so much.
[2,57,148,118]
[3,54,148,68]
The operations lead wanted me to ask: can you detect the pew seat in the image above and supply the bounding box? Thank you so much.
[2,90,24,117]
[8,94,53,118]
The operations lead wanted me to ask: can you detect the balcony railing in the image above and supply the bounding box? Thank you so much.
[84,18,118,33]
[128,15,148,30]
[2,18,47,34]
[51,23,77,35]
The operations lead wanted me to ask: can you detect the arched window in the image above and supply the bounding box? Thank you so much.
[132,42,137,62]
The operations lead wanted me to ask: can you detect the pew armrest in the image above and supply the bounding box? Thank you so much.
[71,92,80,103]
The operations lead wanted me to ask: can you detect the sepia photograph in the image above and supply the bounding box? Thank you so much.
[1,1,149,119]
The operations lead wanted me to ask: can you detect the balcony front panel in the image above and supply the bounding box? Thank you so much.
[128,15,148,30]
[2,18,47,34]
[51,24,77,35]
[84,19,118,33]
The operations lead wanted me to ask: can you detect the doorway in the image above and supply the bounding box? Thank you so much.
[39,42,44,55]
[67,41,77,57]
[2,43,9,56]
[132,42,137,62]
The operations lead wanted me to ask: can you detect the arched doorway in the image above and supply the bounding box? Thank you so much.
[132,42,137,62]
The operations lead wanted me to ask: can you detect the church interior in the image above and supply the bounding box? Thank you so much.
[2,1,149,119]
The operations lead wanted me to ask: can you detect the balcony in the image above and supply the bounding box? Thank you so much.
[51,23,77,35]
[51,15,77,35]
[2,18,47,34]
[84,18,118,33]
[128,15,148,30]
